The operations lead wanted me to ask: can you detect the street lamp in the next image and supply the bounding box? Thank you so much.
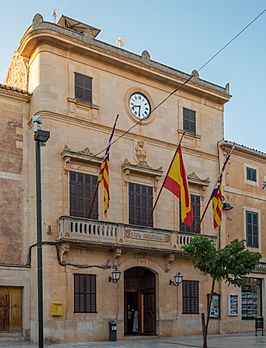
[169,272,183,286]
[109,266,121,283]
[33,114,50,348]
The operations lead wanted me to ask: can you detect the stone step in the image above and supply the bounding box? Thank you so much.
[0,333,26,342]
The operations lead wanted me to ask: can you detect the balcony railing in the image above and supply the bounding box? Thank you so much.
[58,216,216,253]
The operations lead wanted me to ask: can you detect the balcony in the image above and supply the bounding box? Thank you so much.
[57,216,216,254]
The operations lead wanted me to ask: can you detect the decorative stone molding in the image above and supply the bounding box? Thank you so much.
[122,159,163,190]
[165,252,175,272]
[110,247,122,267]
[32,13,43,25]
[135,140,147,164]
[225,83,230,94]
[141,50,150,60]
[4,52,28,90]
[187,172,210,187]
[61,145,103,167]
[58,242,70,263]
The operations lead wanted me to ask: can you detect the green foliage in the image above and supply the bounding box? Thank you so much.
[183,237,261,287]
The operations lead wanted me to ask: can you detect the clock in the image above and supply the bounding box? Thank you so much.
[129,92,151,120]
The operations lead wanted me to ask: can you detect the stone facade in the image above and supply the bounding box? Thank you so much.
[219,141,266,334]
[0,13,265,344]
[0,84,31,336]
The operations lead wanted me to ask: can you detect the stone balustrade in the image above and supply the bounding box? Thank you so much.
[57,216,216,253]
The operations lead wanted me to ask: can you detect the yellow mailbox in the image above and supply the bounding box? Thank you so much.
[51,302,63,316]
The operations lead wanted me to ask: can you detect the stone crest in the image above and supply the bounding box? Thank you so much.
[135,141,147,164]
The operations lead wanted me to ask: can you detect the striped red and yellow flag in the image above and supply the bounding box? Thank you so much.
[163,146,193,226]
[211,146,234,228]
[98,115,119,217]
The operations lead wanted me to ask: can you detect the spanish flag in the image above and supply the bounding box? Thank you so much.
[163,146,193,226]
[98,115,119,217]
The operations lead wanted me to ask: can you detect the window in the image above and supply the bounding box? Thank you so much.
[180,194,200,233]
[182,280,199,314]
[74,274,96,313]
[128,182,153,227]
[246,167,257,182]
[246,211,259,248]
[242,278,262,319]
[70,171,98,219]
[75,72,92,103]
[183,107,196,134]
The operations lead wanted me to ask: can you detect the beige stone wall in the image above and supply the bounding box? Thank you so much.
[219,144,266,333]
[0,89,30,265]
[11,17,230,343]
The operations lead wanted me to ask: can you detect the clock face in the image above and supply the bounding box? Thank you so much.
[129,92,151,120]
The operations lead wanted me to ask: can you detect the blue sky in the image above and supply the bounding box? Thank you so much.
[1,1,266,152]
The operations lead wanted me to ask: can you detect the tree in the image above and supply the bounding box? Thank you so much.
[183,237,261,348]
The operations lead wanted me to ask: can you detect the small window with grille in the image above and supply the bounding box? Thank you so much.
[74,274,96,313]
[246,167,257,183]
[128,182,153,227]
[183,107,196,134]
[246,210,259,248]
[182,280,199,314]
[75,72,92,103]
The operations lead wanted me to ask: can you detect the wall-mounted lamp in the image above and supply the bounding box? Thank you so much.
[109,266,121,283]
[222,202,233,211]
[169,272,183,287]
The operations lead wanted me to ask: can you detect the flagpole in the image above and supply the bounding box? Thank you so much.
[88,181,100,219]
[88,114,119,219]
[196,145,235,232]
[147,132,185,226]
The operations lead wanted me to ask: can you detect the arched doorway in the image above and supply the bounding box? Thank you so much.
[124,267,156,336]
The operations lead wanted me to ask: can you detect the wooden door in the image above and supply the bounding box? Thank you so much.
[0,288,9,331]
[144,293,156,334]
[10,288,22,332]
[0,287,22,332]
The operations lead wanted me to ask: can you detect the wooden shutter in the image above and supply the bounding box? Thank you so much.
[183,108,196,134]
[129,183,153,227]
[75,73,92,103]
[246,211,258,248]
[70,171,98,219]
[180,194,200,233]
[182,280,199,314]
[74,274,96,313]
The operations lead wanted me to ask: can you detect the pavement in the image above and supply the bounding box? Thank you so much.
[0,333,265,348]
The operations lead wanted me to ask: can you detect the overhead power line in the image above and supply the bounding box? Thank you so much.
[45,9,265,191]
[94,8,266,157]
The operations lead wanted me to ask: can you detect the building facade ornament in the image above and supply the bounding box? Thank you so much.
[135,140,147,164]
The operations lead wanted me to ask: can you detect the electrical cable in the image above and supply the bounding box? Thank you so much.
[45,8,266,190]
[93,8,266,158]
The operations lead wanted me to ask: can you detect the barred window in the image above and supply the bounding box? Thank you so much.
[75,73,92,103]
[128,182,153,227]
[183,108,196,134]
[182,280,199,314]
[74,274,96,313]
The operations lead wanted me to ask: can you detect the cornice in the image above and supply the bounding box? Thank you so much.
[33,110,219,162]
[221,140,266,162]
[18,15,230,105]
[0,84,31,102]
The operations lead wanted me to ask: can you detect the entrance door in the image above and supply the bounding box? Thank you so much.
[0,287,22,333]
[124,267,156,335]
